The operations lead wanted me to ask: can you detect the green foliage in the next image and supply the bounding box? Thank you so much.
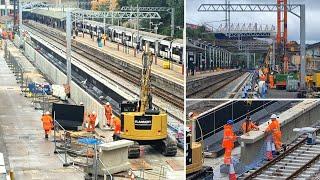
[118,0,184,38]
[186,26,215,41]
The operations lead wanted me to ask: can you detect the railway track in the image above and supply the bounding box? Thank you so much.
[188,71,244,98]
[240,128,320,180]
[24,22,184,110]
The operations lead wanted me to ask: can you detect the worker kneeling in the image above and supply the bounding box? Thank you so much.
[41,111,53,139]
[222,119,238,165]
[241,115,259,135]
[265,114,282,153]
[87,111,97,132]
[112,116,121,141]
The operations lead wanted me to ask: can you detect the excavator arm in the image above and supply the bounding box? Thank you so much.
[139,52,153,112]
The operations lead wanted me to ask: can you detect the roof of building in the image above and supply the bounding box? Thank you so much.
[31,9,67,20]
[307,42,320,50]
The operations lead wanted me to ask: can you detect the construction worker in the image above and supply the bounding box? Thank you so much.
[113,116,121,141]
[87,111,97,132]
[269,72,275,89]
[41,111,53,139]
[241,116,259,135]
[102,33,107,46]
[104,102,112,127]
[265,114,282,152]
[260,73,267,81]
[222,119,237,165]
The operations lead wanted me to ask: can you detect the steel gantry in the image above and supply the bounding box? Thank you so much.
[198,3,306,90]
[121,6,175,37]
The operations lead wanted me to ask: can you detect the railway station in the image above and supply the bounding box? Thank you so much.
[186,0,320,99]
[0,1,184,179]
[186,100,320,179]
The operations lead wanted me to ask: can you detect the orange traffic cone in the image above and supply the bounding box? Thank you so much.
[229,162,237,180]
[266,141,273,161]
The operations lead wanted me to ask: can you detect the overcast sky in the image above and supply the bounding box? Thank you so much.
[186,0,320,44]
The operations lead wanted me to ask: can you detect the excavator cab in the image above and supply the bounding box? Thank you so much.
[120,101,138,113]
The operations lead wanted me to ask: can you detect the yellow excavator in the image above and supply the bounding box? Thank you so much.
[186,117,213,179]
[118,44,177,158]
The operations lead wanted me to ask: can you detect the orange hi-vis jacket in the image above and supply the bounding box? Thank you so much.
[105,105,112,115]
[242,121,259,133]
[113,117,121,134]
[222,124,237,149]
[265,119,282,149]
[41,115,53,131]
[260,74,267,81]
[88,114,97,124]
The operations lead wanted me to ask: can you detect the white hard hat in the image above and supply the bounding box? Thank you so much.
[79,102,84,106]
[45,111,50,115]
[92,111,96,115]
[188,112,194,118]
[111,115,115,119]
[270,114,277,119]
[106,102,110,105]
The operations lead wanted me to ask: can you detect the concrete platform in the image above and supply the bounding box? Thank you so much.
[0,48,84,179]
[76,33,184,78]
[187,69,239,82]
[240,100,320,164]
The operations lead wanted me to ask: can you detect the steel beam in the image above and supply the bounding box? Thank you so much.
[198,4,301,13]
[72,10,161,20]
[121,6,174,37]
[300,5,306,90]
[66,11,72,87]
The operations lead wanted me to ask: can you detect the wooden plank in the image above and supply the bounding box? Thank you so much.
[130,160,152,171]
[166,160,184,171]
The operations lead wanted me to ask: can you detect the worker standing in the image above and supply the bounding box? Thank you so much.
[102,34,107,46]
[87,111,97,132]
[113,116,121,141]
[41,111,53,139]
[222,120,237,165]
[265,114,282,152]
[104,102,112,127]
[269,72,275,88]
[241,116,259,135]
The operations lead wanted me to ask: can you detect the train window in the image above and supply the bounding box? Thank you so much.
[172,47,181,55]
[160,44,167,51]
[150,42,155,48]
[126,35,131,42]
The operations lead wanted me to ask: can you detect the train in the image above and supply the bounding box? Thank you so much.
[77,19,183,64]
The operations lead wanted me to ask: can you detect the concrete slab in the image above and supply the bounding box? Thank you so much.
[240,100,320,144]
[0,48,84,179]
[99,140,134,151]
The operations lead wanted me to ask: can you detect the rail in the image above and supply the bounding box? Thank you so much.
[243,128,320,179]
